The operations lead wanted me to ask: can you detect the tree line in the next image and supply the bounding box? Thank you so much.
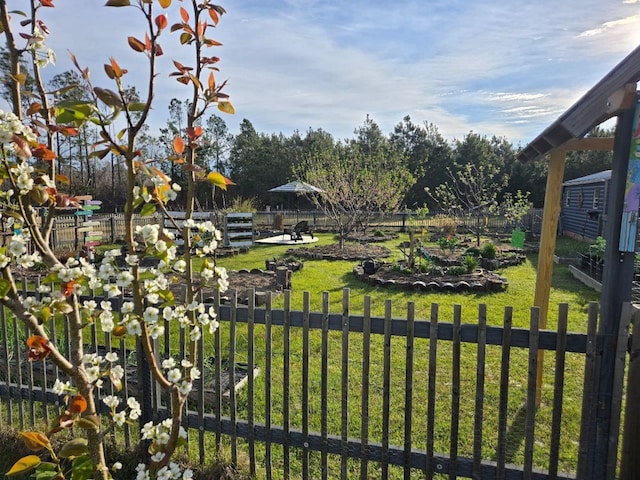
[1,56,615,213]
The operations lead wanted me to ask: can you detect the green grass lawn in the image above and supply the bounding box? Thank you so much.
[215,233,597,330]
[205,233,598,478]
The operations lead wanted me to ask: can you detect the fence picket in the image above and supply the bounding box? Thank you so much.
[264,292,273,480]
[1,305,12,425]
[213,289,223,453]
[14,315,24,429]
[283,290,291,479]
[247,289,256,476]
[548,304,568,479]
[341,289,350,478]
[577,303,599,478]
[381,299,392,480]
[496,306,513,480]
[449,305,461,480]
[605,301,634,480]
[360,296,372,480]
[302,291,310,480]
[119,335,131,449]
[229,290,238,465]
[620,305,640,479]
[472,305,487,478]
[427,303,439,479]
[524,307,541,479]
[321,291,330,480]
[403,302,415,480]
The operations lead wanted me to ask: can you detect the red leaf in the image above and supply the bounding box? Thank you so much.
[127,36,145,52]
[186,126,203,141]
[180,6,189,22]
[173,136,185,154]
[69,395,87,414]
[26,336,51,362]
[26,102,42,115]
[62,281,75,297]
[208,7,219,25]
[32,145,56,161]
[40,0,55,6]
[155,14,167,30]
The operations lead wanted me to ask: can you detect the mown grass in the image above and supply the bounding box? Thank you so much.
[206,233,597,478]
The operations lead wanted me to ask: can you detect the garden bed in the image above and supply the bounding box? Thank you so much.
[354,264,508,292]
[286,243,391,261]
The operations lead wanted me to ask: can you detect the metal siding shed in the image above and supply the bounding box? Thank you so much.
[561,170,611,240]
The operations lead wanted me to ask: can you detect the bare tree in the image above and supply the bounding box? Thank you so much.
[299,142,413,248]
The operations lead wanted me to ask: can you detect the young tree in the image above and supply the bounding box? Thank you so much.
[428,161,508,246]
[298,134,414,248]
[0,2,234,479]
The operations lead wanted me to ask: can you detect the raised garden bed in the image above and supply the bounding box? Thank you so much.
[353,264,508,292]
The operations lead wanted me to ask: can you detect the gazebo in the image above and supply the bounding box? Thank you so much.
[519,44,640,480]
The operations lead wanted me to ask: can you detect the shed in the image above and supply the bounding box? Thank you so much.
[560,169,611,240]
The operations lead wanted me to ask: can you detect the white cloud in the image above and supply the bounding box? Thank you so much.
[12,0,640,147]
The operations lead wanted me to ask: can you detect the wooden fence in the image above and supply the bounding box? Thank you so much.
[0,209,544,251]
[1,284,636,479]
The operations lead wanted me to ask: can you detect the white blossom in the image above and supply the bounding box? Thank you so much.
[52,379,70,395]
[167,368,181,383]
[103,395,120,409]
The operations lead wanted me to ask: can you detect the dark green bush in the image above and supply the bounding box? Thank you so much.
[448,266,467,276]
[463,255,479,273]
[481,242,497,260]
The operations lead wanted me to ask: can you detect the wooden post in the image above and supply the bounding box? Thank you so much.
[590,98,637,479]
[533,148,566,405]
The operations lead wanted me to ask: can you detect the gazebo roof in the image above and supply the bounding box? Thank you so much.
[518,44,640,162]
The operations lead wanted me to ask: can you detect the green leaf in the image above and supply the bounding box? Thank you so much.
[127,102,148,112]
[6,455,41,476]
[75,416,100,431]
[52,300,74,315]
[70,454,93,480]
[35,462,60,480]
[140,203,156,217]
[94,87,123,109]
[105,0,131,5]
[58,438,88,458]
[0,278,11,298]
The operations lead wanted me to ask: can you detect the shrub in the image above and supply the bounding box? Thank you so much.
[438,235,458,254]
[448,265,467,276]
[589,236,606,262]
[481,242,497,260]
[463,255,479,273]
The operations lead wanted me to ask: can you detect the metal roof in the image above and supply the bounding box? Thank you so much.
[518,44,640,163]
[562,169,611,186]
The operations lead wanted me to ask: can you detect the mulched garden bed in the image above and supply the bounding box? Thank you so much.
[354,264,508,292]
[286,243,391,261]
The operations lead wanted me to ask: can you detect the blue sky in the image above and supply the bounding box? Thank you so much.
[30,0,640,147]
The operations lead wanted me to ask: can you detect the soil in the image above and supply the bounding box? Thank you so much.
[286,243,391,261]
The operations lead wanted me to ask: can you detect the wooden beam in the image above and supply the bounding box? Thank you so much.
[533,148,566,406]
[560,137,615,152]
[607,83,637,115]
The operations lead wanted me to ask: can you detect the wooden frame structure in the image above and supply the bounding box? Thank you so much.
[518,44,640,480]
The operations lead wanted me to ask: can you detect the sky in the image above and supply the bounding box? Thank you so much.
[19,0,640,147]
